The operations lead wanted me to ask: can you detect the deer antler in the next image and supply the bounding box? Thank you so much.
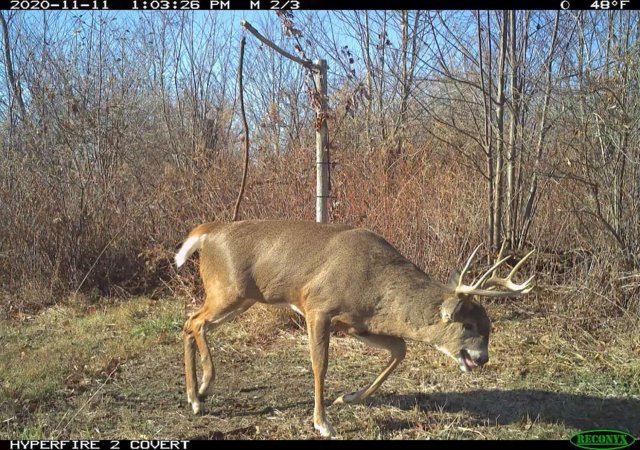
[455,242,535,298]
[484,244,535,293]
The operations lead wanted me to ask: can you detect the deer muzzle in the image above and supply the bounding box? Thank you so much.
[458,349,488,372]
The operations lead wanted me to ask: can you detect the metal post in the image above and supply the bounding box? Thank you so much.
[314,59,329,223]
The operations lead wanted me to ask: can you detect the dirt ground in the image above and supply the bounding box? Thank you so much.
[1,297,638,440]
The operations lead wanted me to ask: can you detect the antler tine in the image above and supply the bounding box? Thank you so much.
[491,240,508,278]
[464,254,511,291]
[492,275,535,293]
[455,247,510,295]
[506,249,535,280]
[519,275,535,293]
[454,287,531,298]
[484,276,534,292]
[483,249,536,292]
[457,244,482,288]
[455,244,536,297]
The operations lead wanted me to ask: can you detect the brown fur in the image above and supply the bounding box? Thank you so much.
[176,220,514,437]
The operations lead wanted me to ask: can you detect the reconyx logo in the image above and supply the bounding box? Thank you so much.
[570,429,636,450]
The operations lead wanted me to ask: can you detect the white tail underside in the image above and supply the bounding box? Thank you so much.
[175,234,206,268]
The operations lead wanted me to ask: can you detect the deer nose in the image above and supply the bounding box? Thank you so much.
[476,354,489,366]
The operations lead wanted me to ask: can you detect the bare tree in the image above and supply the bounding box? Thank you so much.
[0,12,26,126]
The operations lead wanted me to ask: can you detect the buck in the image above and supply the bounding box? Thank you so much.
[174,220,534,437]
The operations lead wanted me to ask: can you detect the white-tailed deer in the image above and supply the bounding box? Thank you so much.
[175,220,534,437]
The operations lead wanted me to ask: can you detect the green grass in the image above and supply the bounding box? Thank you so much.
[0,298,183,404]
[14,422,47,440]
[132,313,183,338]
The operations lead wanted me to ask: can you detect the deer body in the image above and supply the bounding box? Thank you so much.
[175,220,533,437]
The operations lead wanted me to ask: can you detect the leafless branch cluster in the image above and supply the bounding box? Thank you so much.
[0,11,638,315]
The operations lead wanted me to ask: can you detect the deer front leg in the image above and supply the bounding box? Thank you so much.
[306,312,336,438]
[334,333,406,405]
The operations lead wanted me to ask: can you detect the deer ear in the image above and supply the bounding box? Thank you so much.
[441,297,463,323]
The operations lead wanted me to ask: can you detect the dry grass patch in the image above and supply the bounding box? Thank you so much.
[1,296,638,439]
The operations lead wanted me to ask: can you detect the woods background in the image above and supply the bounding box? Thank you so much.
[1,10,639,320]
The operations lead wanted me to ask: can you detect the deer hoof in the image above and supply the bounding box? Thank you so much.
[333,391,361,405]
[198,382,214,400]
[314,420,337,438]
[190,399,202,415]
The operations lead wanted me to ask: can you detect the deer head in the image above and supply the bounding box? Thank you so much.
[430,242,535,372]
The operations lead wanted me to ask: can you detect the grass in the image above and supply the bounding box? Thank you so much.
[132,313,183,338]
[0,296,638,440]
[0,298,183,407]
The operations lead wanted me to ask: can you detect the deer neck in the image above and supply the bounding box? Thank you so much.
[366,267,446,343]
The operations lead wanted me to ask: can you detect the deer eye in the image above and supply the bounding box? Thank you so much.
[463,323,474,331]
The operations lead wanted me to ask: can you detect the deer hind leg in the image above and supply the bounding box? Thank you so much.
[306,311,337,438]
[333,333,406,405]
[183,294,254,415]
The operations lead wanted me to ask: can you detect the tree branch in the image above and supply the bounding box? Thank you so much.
[240,20,316,70]
[232,36,250,222]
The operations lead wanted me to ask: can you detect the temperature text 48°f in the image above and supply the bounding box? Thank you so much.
[590,0,630,8]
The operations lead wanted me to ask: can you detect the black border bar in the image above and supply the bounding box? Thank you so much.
[1,0,636,10]
[0,440,618,450]
[1,438,639,450]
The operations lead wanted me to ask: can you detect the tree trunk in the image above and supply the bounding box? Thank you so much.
[477,11,494,251]
[506,10,517,248]
[518,12,559,249]
[0,13,26,126]
[492,11,508,248]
